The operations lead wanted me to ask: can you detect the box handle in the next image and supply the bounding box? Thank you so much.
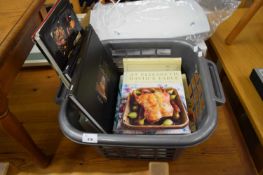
[206,60,225,105]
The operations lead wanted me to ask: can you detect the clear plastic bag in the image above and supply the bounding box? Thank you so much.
[192,0,240,41]
[90,0,240,42]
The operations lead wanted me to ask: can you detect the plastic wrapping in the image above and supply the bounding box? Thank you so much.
[90,0,239,42]
[193,0,240,40]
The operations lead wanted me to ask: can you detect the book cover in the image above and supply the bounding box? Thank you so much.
[115,58,190,134]
[33,0,120,133]
[69,26,120,133]
[33,0,83,87]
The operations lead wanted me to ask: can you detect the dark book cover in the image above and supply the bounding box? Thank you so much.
[70,26,120,133]
[33,0,120,133]
[33,0,83,82]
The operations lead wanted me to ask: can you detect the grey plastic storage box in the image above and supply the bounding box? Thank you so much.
[59,39,225,160]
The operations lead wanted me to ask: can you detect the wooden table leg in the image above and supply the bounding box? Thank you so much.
[225,0,263,44]
[0,89,50,168]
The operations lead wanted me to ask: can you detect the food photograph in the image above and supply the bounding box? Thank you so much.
[122,87,189,129]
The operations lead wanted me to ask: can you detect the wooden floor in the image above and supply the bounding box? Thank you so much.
[0,67,257,175]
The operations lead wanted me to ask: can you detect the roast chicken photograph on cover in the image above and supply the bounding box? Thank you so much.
[114,58,191,134]
[123,87,188,129]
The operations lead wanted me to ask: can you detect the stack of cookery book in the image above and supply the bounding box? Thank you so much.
[113,58,191,134]
[33,0,192,135]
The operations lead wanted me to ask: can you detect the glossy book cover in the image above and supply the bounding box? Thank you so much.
[34,0,83,87]
[114,58,190,134]
[33,0,120,133]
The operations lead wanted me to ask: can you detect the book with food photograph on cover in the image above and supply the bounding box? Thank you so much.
[32,0,120,133]
[33,0,190,135]
[114,58,191,134]
[32,0,83,88]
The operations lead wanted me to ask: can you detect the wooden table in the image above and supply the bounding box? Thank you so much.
[0,0,49,168]
[210,8,263,145]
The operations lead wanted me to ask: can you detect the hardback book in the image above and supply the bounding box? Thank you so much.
[114,58,190,134]
[25,14,87,67]
[33,0,83,88]
[250,68,263,100]
[32,0,120,133]
[33,0,191,135]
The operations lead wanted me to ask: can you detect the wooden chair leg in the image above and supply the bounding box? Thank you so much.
[225,0,263,45]
[149,162,169,175]
[39,6,48,20]
[240,0,248,8]
[70,0,82,13]
[42,1,82,16]
[0,89,50,168]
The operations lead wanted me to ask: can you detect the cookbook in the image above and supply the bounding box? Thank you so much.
[114,58,190,134]
[33,0,83,88]
[33,0,191,135]
[32,0,120,133]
